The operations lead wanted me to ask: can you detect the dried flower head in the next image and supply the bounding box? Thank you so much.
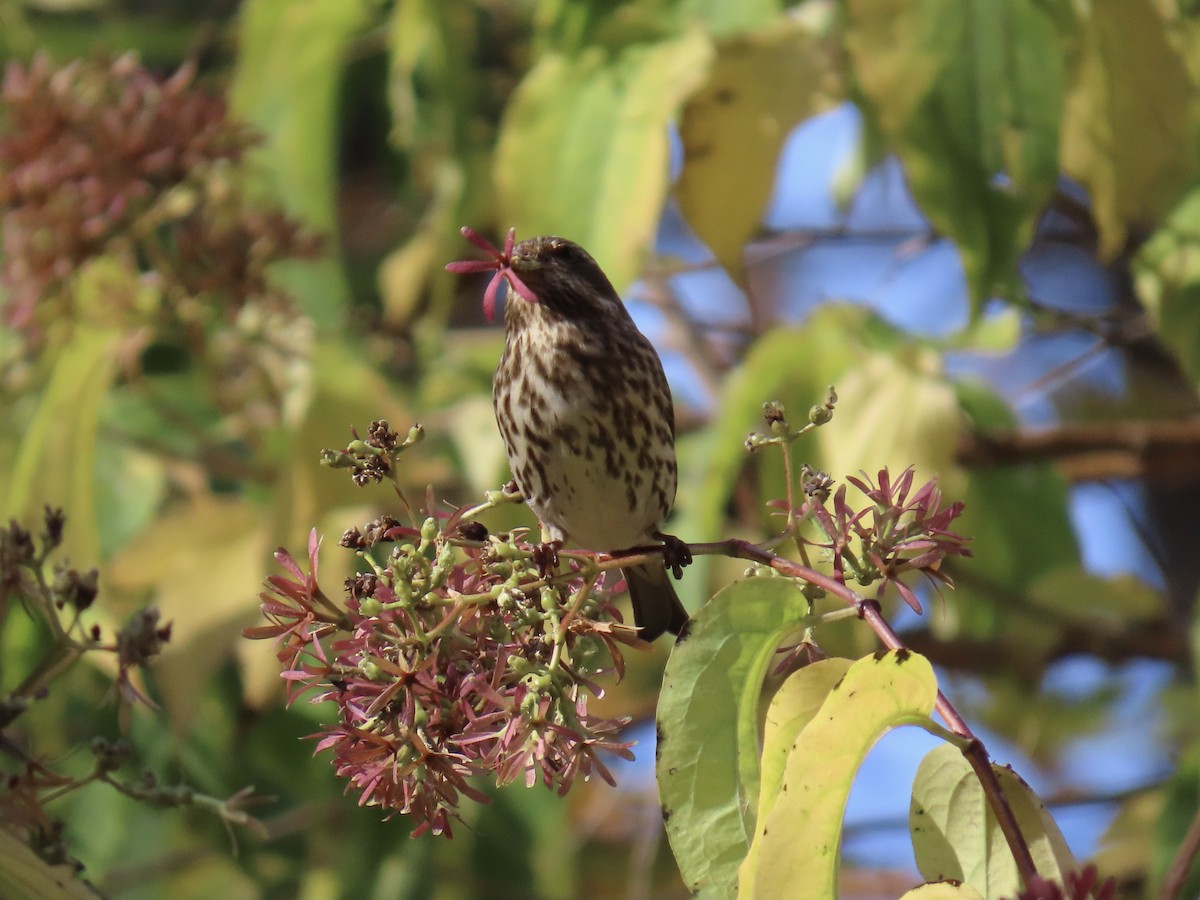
[0,52,320,361]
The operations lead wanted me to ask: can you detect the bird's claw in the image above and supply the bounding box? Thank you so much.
[532,540,562,578]
[655,531,693,580]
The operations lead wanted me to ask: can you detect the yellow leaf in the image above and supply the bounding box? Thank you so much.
[0,827,101,900]
[1061,0,1199,258]
[107,497,270,733]
[4,320,121,566]
[899,884,985,900]
[677,17,840,283]
[496,29,714,291]
[739,651,940,899]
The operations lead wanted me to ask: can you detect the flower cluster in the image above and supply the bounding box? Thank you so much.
[0,53,319,436]
[321,419,427,488]
[749,401,970,613]
[0,53,320,335]
[248,432,636,836]
[816,466,970,613]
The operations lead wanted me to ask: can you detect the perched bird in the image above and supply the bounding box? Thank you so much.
[447,228,689,640]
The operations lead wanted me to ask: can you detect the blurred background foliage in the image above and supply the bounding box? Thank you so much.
[2,0,1200,897]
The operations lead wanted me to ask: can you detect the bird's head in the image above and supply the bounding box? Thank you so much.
[446,227,624,322]
[506,235,623,319]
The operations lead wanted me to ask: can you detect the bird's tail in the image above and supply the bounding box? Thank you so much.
[622,561,689,642]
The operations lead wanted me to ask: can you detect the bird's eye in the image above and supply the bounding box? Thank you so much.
[552,241,580,261]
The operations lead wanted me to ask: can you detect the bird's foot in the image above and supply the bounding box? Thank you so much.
[654,531,693,580]
[531,540,562,578]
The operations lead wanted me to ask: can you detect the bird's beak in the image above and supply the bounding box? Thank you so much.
[508,253,543,273]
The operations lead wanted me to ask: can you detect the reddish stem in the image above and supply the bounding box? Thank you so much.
[1163,803,1200,900]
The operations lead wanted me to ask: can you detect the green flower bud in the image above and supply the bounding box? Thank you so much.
[520,690,540,717]
[360,660,383,680]
[420,517,438,543]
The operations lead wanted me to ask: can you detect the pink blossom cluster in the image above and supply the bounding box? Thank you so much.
[246,514,635,837]
[783,466,972,613]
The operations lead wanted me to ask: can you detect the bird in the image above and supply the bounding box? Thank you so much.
[451,229,689,641]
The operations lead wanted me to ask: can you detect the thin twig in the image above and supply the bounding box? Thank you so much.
[1163,804,1200,900]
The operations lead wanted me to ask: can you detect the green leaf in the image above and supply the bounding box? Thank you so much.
[844,0,1063,309]
[230,0,371,324]
[1028,569,1167,627]
[92,443,168,560]
[677,18,838,283]
[738,650,940,899]
[910,743,1076,896]
[963,468,1073,572]
[1137,185,1200,388]
[671,326,814,607]
[671,308,934,609]
[1151,742,1200,898]
[657,577,812,896]
[1061,0,1198,258]
[671,310,860,588]
[495,29,714,291]
[0,12,202,62]
[384,0,476,330]
[949,382,1077,617]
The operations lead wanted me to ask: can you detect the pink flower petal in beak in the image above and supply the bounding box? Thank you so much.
[444,225,540,322]
[482,271,503,322]
[462,225,506,260]
[502,269,537,304]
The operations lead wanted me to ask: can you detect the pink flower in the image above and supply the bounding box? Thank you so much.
[246,511,634,837]
[444,226,538,321]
